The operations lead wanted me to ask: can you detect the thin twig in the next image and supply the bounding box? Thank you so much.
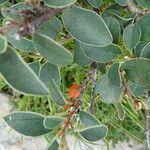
[0,21,18,35]
[122,79,144,110]
[89,62,97,115]
[122,79,138,101]
[18,7,64,36]
[143,90,150,150]
[59,65,96,149]
[126,0,150,15]
[122,79,150,148]
[0,6,64,36]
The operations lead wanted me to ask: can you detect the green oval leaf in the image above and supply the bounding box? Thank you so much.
[4,112,51,136]
[97,63,107,74]
[121,58,150,88]
[45,130,59,149]
[44,117,64,129]
[96,75,122,104]
[62,6,112,47]
[108,63,121,87]
[129,83,145,97]
[0,0,8,5]
[103,16,121,44]
[117,103,125,120]
[74,41,92,66]
[48,140,59,150]
[137,15,150,42]
[6,27,35,52]
[123,24,141,50]
[113,12,135,22]
[49,80,66,106]
[86,0,102,8]
[140,42,150,59]
[29,61,41,76]
[2,2,33,22]
[134,41,147,57]
[40,62,61,87]
[79,125,108,142]
[43,0,76,8]
[38,17,62,39]
[114,0,127,6]
[79,111,100,127]
[0,47,49,95]
[81,44,121,63]
[33,32,73,65]
[0,34,7,54]
[135,0,150,9]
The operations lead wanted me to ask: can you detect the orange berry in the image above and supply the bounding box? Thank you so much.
[64,104,70,110]
[69,84,80,99]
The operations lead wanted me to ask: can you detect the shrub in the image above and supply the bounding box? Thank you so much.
[0,0,150,149]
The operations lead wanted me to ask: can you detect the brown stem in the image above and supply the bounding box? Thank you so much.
[93,8,100,14]
[122,79,150,148]
[59,65,95,149]
[144,90,150,150]
[122,79,138,101]
[0,23,16,35]
[89,62,97,115]
[59,102,80,150]
[126,0,150,15]
[18,7,64,36]
[0,6,64,36]
[122,79,143,110]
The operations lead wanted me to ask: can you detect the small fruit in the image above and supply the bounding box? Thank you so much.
[69,84,80,99]
[64,104,71,110]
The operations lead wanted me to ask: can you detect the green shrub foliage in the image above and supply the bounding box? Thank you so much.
[0,0,150,149]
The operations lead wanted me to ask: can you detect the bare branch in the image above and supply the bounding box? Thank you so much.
[59,64,97,149]
[18,7,64,36]
[126,0,150,15]
[0,6,64,36]
[89,62,97,115]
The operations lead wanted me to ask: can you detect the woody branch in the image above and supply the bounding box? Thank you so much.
[126,0,150,15]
